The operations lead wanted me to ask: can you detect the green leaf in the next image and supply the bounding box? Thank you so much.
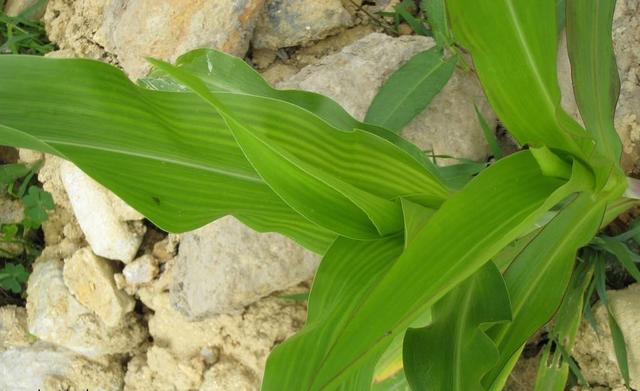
[0,262,29,294]
[447,0,592,162]
[372,370,411,391]
[608,311,631,387]
[484,192,605,387]
[0,163,30,190]
[421,0,453,47]
[0,54,341,252]
[142,49,441,176]
[148,58,451,239]
[534,260,594,390]
[365,47,458,133]
[566,0,622,162]
[474,105,502,159]
[598,238,640,282]
[264,151,593,390]
[21,185,53,229]
[403,261,511,390]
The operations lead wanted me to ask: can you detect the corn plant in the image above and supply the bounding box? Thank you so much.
[0,0,636,389]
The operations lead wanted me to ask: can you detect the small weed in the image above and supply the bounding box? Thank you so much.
[0,0,53,55]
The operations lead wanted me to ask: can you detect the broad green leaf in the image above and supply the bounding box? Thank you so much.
[0,54,335,252]
[447,0,592,161]
[365,47,458,133]
[141,49,442,177]
[421,0,453,47]
[535,260,594,390]
[264,151,593,390]
[148,58,450,239]
[484,192,605,387]
[566,0,622,162]
[372,370,411,391]
[403,261,511,390]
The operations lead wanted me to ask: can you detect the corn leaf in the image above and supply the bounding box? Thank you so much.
[566,0,622,162]
[483,193,605,387]
[447,0,592,162]
[403,261,511,390]
[534,260,594,390]
[263,151,594,390]
[365,47,458,133]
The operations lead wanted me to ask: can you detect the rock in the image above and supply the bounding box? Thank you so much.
[170,216,320,319]
[43,0,118,62]
[147,346,206,390]
[0,305,124,390]
[200,357,258,391]
[141,290,305,379]
[573,283,640,389]
[151,234,179,262]
[96,0,266,79]
[0,197,23,225]
[252,0,353,50]
[122,254,159,286]
[63,247,135,327]
[613,0,640,173]
[0,341,125,391]
[0,306,32,349]
[3,0,45,19]
[26,259,148,358]
[60,161,145,263]
[278,33,494,161]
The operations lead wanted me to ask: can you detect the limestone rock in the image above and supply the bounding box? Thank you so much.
[43,0,117,62]
[26,259,147,358]
[0,197,23,224]
[3,0,45,19]
[0,341,125,391]
[573,283,640,389]
[142,291,305,379]
[252,0,353,50]
[151,234,179,262]
[60,161,145,263]
[0,305,124,390]
[122,254,159,286]
[170,216,319,319]
[613,0,640,173]
[0,306,32,350]
[147,346,206,390]
[278,33,494,161]
[200,357,258,391]
[63,247,135,327]
[96,0,266,78]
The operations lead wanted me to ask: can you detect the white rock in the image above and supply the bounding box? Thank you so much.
[123,254,159,286]
[96,0,266,78]
[60,161,145,263]
[0,306,32,350]
[63,247,135,327]
[252,0,353,50]
[0,341,125,391]
[26,259,147,358]
[0,305,124,390]
[170,216,320,319]
[0,197,23,224]
[278,33,494,161]
[573,283,640,389]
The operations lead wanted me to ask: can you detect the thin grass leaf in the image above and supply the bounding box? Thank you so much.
[475,105,502,159]
[608,311,631,387]
[599,238,640,282]
[421,0,453,47]
[365,47,458,133]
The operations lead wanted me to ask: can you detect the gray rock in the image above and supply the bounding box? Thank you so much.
[26,259,148,358]
[170,216,319,319]
[95,0,266,78]
[252,0,353,50]
[573,283,640,389]
[278,32,494,161]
